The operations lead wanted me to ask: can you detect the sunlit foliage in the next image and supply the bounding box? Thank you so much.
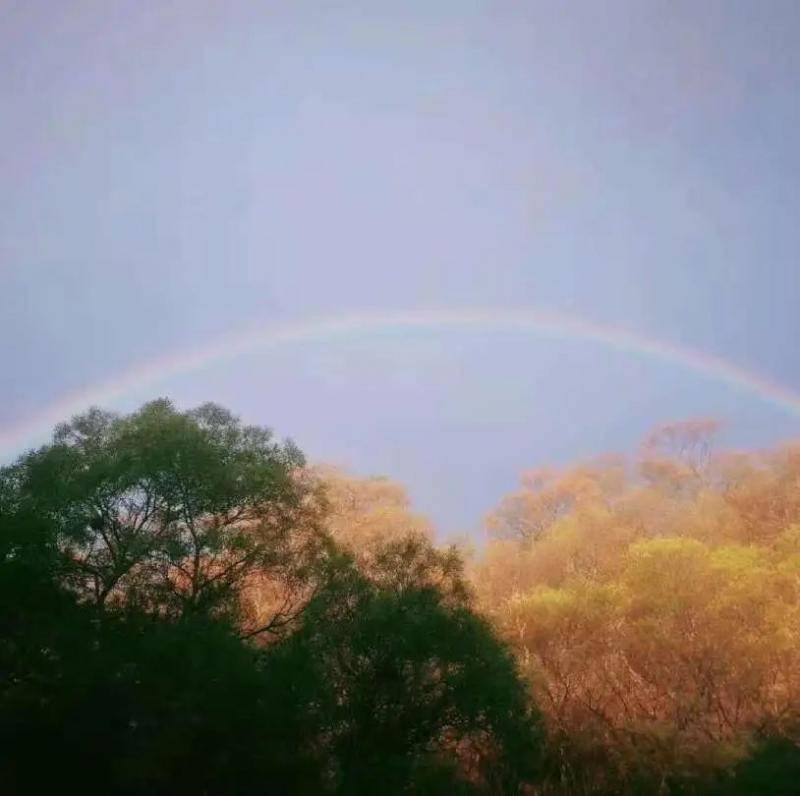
[474,419,800,791]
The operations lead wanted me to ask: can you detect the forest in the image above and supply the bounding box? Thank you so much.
[2,401,799,794]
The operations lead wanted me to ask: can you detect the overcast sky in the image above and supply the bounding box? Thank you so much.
[2,1,799,535]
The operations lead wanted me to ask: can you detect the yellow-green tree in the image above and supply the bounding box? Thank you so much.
[473,421,800,790]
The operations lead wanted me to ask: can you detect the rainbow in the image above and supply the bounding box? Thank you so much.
[2,308,799,460]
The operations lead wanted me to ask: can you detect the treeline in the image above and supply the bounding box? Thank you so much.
[1,404,799,793]
[473,419,800,793]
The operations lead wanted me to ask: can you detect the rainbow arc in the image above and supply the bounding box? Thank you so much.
[2,309,798,460]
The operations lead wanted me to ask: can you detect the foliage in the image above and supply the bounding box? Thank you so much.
[0,400,541,794]
[474,419,800,791]
[6,403,800,792]
[265,544,541,794]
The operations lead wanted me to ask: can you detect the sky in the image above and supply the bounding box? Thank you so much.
[2,1,799,536]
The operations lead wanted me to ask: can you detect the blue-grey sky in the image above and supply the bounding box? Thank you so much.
[2,1,799,535]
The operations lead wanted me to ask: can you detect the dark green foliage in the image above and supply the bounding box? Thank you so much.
[1,399,307,620]
[266,549,542,794]
[699,738,800,796]
[1,604,299,794]
[0,400,542,794]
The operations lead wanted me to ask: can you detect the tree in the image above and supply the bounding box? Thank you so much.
[710,737,800,795]
[1,399,544,794]
[0,602,322,795]
[473,420,800,791]
[266,536,542,794]
[0,399,319,635]
[308,465,433,553]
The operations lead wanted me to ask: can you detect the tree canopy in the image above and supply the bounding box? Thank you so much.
[0,399,541,795]
[4,405,800,793]
[474,420,800,792]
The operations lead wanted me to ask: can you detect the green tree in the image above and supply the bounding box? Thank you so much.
[0,399,314,630]
[269,537,542,795]
[0,399,543,794]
